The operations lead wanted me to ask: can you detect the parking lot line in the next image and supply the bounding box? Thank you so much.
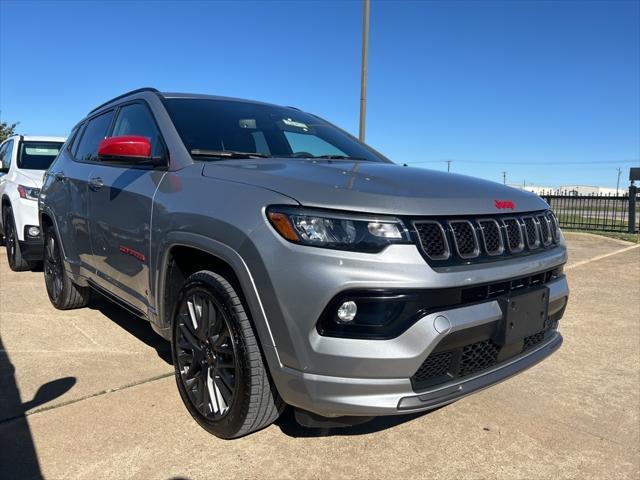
[565,243,639,271]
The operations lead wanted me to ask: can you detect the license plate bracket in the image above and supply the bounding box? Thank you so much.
[495,287,549,345]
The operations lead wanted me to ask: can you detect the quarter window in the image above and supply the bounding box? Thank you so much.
[75,111,114,162]
[68,124,85,157]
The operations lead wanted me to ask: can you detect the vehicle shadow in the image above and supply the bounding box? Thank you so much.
[0,336,76,478]
[87,294,172,365]
[274,405,436,438]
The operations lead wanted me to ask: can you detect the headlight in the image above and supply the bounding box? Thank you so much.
[266,206,412,252]
[17,184,40,201]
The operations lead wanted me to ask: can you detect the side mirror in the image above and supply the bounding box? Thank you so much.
[98,136,161,165]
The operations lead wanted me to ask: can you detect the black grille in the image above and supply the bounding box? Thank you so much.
[548,213,560,241]
[413,351,452,380]
[415,222,448,260]
[458,340,500,376]
[411,210,560,266]
[450,221,478,257]
[523,217,539,248]
[523,331,546,351]
[537,214,552,245]
[411,301,565,391]
[479,220,502,255]
[503,218,524,251]
[412,326,557,391]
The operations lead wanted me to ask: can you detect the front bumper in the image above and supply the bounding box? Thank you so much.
[18,225,44,261]
[270,275,568,417]
[18,240,44,261]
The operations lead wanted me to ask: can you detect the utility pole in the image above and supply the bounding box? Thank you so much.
[502,171,507,185]
[358,0,370,142]
[616,168,622,195]
[446,160,452,172]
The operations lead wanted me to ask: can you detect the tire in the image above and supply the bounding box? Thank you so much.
[3,206,31,271]
[43,224,90,309]
[171,270,283,439]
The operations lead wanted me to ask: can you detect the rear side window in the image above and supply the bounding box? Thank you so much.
[18,142,64,170]
[1,139,14,170]
[75,110,114,162]
[68,124,85,157]
[111,103,164,157]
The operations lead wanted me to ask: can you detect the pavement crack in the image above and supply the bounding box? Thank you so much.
[0,371,173,425]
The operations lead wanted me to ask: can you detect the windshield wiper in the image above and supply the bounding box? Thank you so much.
[312,155,369,161]
[190,149,271,159]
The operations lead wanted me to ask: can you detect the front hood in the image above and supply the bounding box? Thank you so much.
[202,159,548,216]
[16,169,46,188]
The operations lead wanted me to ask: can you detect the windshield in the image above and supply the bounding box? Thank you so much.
[18,141,63,170]
[163,98,388,162]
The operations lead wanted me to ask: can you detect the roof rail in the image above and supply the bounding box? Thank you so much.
[88,87,160,114]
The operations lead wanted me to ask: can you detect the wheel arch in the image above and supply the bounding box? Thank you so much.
[155,232,282,371]
[40,210,54,229]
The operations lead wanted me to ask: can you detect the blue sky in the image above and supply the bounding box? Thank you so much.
[1,0,638,188]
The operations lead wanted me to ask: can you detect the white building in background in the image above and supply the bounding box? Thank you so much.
[559,185,621,196]
[507,184,555,195]
[507,184,624,196]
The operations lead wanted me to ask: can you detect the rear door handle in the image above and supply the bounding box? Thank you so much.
[89,176,104,190]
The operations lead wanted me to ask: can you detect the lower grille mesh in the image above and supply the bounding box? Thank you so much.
[413,351,452,380]
[412,320,560,391]
[458,340,500,376]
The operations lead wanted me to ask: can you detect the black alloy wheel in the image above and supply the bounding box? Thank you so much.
[5,212,17,261]
[172,271,283,438]
[44,230,64,303]
[42,224,90,309]
[175,288,238,420]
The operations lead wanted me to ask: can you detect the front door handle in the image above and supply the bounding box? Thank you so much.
[54,172,67,183]
[89,176,104,190]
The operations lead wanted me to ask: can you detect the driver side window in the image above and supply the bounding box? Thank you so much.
[111,103,164,158]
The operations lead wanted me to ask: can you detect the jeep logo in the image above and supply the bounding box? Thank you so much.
[494,200,516,210]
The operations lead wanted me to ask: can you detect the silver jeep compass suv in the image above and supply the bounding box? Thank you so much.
[39,88,568,438]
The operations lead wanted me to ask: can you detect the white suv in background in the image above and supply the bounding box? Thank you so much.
[0,135,66,271]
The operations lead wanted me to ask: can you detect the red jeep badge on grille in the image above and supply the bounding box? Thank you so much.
[494,200,515,210]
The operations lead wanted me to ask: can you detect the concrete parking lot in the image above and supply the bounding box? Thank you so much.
[1,232,638,479]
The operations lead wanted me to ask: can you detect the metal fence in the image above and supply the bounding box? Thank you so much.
[541,187,638,233]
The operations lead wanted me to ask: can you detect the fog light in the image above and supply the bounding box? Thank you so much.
[27,226,40,237]
[337,301,357,323]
